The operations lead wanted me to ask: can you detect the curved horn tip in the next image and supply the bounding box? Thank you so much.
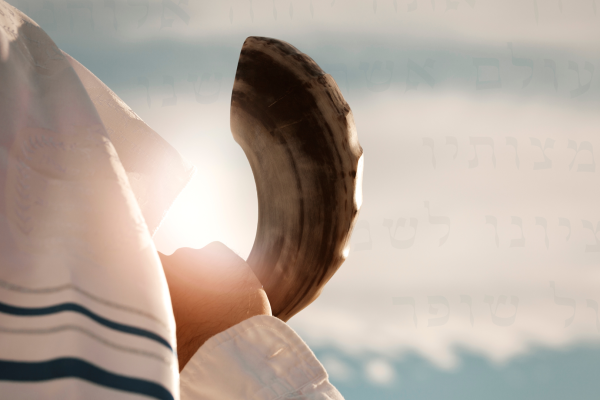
[231,37,363,321]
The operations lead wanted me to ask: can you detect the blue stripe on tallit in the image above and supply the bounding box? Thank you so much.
[0,358,174,400]
[0,301,172,351]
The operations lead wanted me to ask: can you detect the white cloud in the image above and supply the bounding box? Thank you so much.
[320,355,354,382]
[365,358,396,386]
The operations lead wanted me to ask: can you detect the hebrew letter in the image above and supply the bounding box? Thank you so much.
[424,201,450,246]
[393,0,398,12]
[446,137,458,159]
[422,137,435,169]
[586,299,599,332]
[559,217,571,241]
[66,0,94,31]
[447,0,459,10]
[310,0,314,17]
[38,1,58,31]
[568,61,595,98]
[188,72,222,104]
[383,218,418,249]
[323,63,349,94]
[550,281,576,327]
[393,297,418,327]
[473,58,501,90]
[128,0,149,28]
[448,0,476,7]
[428,296,449,327]
[14,0,30,15]
[406,59,435,91]
[359,60,394,92]
[485,215,499,247]
[535,217,549,249]
[353,220,372,251]
[568,140,595,172]
[408,0,417,11]
[530,137,555,170]
[103,0,118,30]
[582,220,600,252]
[249,0,254,21]
[162,75,177,107]
[137,76,151,108]
[460,295,474,327]
[468,137,496,168]
[506,137,519,169]
[35,1,57,31]
[508,43,534,88]
[484,295,519,326]
[510,216,525,247]
[543,59,558,90]
[161,0,190,28]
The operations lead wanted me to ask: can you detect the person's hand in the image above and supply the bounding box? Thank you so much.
[158,241,271,371]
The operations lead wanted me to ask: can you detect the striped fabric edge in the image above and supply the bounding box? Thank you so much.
[0,300,173,351]
[0,358,174,400]
[0,324,170,364]
[0,278,167,328]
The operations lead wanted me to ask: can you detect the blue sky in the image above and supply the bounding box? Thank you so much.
[8,0,600,397]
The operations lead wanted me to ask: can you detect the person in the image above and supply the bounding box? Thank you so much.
[162,243,345,399]
[0,1,344,398]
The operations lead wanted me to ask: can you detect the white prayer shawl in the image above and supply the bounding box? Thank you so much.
[0,1,194,398]
[0,2,345,399]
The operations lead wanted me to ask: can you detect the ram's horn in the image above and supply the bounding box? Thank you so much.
[230,36,364,322]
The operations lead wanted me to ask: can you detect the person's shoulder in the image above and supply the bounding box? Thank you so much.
[180,315,346,399]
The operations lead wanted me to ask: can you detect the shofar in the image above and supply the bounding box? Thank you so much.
[230,37,364,322]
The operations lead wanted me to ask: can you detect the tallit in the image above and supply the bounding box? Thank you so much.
[0,1,195,398]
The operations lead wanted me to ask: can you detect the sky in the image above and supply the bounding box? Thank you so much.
[7,0,600,398]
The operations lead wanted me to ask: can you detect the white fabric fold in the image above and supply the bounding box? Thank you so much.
[0,1,190,398]
[180,315,344,400]
[64,52,196,236]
